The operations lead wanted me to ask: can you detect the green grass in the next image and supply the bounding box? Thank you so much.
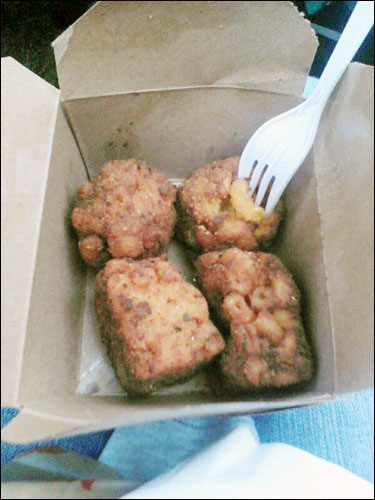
[1,1,93,87]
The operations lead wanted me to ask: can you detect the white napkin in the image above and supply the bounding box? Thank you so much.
[122,425,373,499]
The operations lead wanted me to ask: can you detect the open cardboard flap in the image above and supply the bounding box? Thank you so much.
[1,1,373,443]
[1,58,61,407]
[53,0,317,100]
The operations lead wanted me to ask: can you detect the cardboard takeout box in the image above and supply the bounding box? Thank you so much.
[2,1,373,443]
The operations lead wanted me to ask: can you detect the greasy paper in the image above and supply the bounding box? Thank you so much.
[64,88,302,180]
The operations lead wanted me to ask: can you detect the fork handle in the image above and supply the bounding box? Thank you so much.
[314,1,374,104]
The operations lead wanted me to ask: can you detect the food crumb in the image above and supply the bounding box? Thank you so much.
[123,298,133,310]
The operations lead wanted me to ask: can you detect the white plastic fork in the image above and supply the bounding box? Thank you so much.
[238,1,374,216]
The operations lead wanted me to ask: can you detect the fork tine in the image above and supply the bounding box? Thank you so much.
[264,179,285,216]
[249,163,266,196]
[255,169,273,207]
[238,149,258,179]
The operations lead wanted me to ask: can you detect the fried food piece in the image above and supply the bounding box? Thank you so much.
[72,159,177,266]
[196,248,313,391]
[177,157,282,252]
[96,256,225,395]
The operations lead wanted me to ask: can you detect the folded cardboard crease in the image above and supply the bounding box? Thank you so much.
[1,1,373,444]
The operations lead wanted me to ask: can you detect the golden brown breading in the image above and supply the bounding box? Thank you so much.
[196,248,313,391]
[72,159,177,267]
[177,157,282,252]
[96,257,225,395]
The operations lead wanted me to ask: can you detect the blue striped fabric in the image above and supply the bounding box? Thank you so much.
[254,390,374,483]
